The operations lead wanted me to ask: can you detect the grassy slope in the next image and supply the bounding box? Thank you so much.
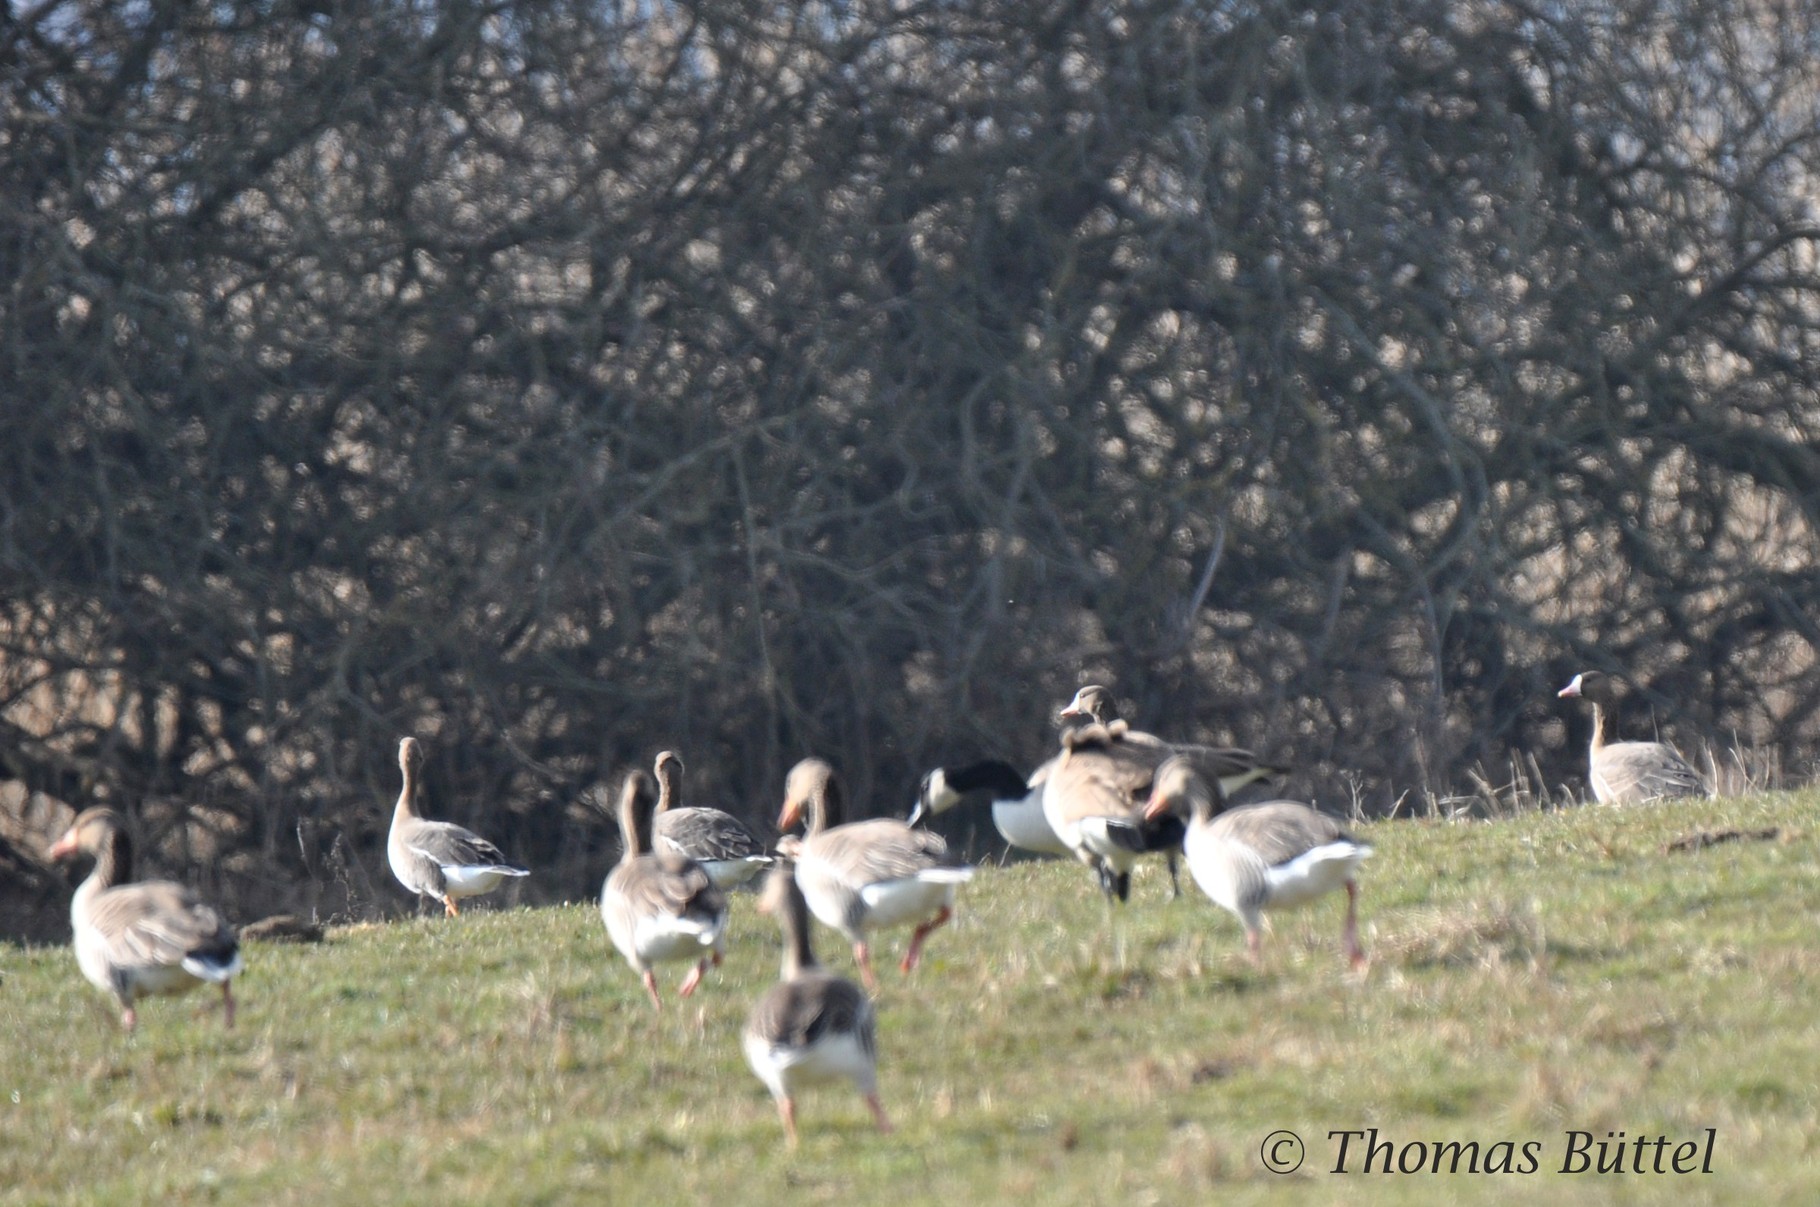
[3,791,1817,1205]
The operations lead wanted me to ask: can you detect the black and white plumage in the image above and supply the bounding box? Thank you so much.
[1143,755,1371,969]
[48,807,242,1030]
[601,769,729,1010]
[743,862,892,1145]
[911,759,1072,857]
[776,758,974,992]
[1557,672,1707,804]
[650,750,773,890]
[387,736,529,916]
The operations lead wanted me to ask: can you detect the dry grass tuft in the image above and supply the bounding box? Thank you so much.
[1376,899,1547,970]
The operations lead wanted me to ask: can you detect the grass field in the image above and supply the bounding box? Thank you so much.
[4,790,1817,1205]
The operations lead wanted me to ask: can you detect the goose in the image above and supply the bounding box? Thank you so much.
[1142,756,1370,969]
[1557,672,1707,804]
[387,736,529,916]
[47,807,242,1030]
[743,862,892,1145]
[601,769,729,1010]
[651,750,773,890]
[1039,720,1186,904]
[910,759,1071,856]
[1058,685,1289,897]
[1058,684,1288,796]
[776,758,974,991]
[905,685,1155,856]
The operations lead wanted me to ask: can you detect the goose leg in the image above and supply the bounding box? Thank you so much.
[221,982,237,1029]
[852,941,880,992]
[640,969,665,1011]
[900,906,953,973]
[442,896,460,918]
[865,1092,893,1134]
[778,1096,800,1147]
[678,959,708,998]
[1343,879,1367,970]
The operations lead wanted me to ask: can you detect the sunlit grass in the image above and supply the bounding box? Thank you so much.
[4,790,1817,1204]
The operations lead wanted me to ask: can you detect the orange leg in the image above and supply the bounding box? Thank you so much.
[1343,880,1368,970]
[678,959,708,998]
[900,905,953,973]
[640,969,664,1011]
[866,1092,893,1134]
[853,941,879,992]
[442,896,460,918]
[778,1096,800,1147]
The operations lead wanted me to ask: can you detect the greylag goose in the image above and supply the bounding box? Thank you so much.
[387,736,529,916]
[776,758,974,991]
[1040,721,1187,904]
[651,750,773,890]
[1142,756,1370,969]
[601,769,728,1009]
[47,807,242,1030]
[744,862,892,1145]
[1557,672,1707,804]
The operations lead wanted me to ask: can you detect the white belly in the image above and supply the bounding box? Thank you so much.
[857,874,965,931]
[744,1029,876,1099]
[632,911,724,966]
[992,793,1070,856]
[698,857,769,890]
[1262,841,1370,909]
[441,864,529,898]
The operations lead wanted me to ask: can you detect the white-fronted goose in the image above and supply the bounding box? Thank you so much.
[744,862,892,1145]
[1040,720,1185,904]
[776,758,974,991]
[1557,672,1707,804]
[1143,756,1371,969]
[47,807,242,1030]
[651,750,773,890]
[387,736,529,916]
[601,769,729,1010]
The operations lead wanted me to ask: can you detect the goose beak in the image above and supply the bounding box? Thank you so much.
[1141,792,1170,822]
[776,801,803,832]
[1557,679,1582,699]
[906,800,927,827]
[47,829,78,861]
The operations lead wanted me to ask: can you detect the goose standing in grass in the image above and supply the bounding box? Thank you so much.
[1142,756,1371,969]
[47,807,242,1031]
[910,758,1071,856]
[601,769,728,1010]
[1040,720,1186,906]
[387,736,529,917]
[651,750,773,890]
[1057,684,1288,897]
[1557,672,1707,804]
[744,862,892,1146]
[776,758,974,991]
[907,685,1156,857]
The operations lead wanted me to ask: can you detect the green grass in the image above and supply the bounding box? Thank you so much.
[5,791,1818,1205]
